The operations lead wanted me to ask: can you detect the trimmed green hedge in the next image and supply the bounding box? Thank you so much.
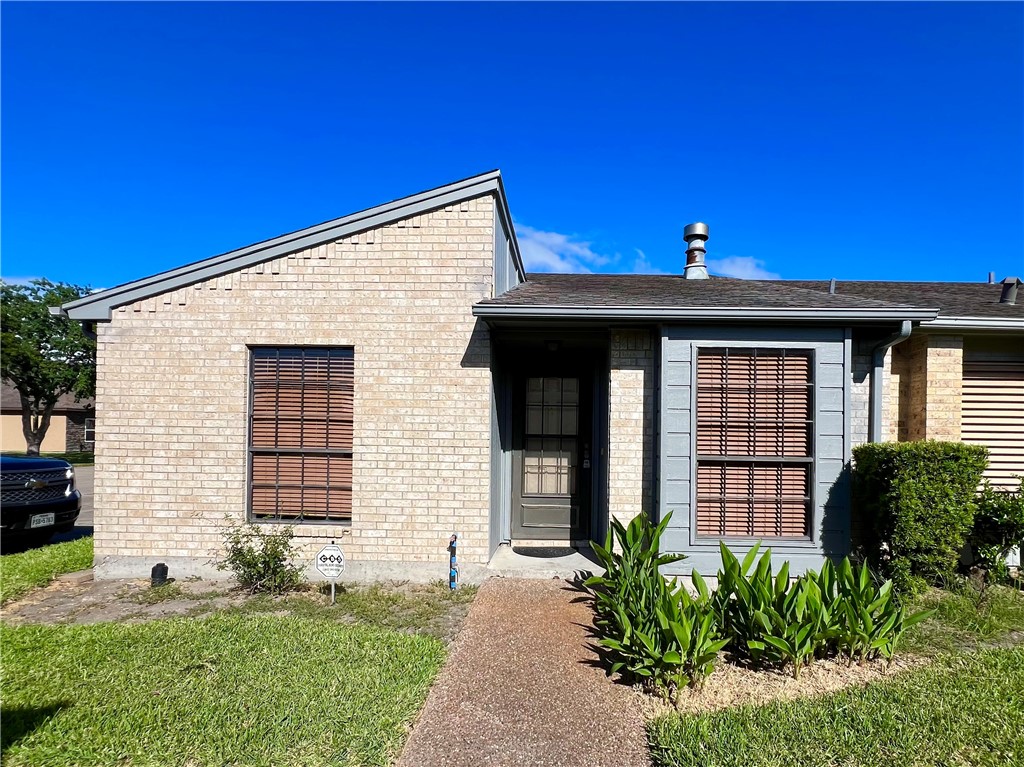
[969,479,1024,583]
[853,441,988,595]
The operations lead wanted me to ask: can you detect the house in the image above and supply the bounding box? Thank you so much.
[775,279,1023,490]
[1,382,95,454]
[56,171,1024,580]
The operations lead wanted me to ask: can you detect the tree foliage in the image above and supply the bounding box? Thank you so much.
[1,279,96,454]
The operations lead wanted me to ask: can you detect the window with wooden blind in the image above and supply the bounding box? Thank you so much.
[249,347,353,524]
[695,348,813,539]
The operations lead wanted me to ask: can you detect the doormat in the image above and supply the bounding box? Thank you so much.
[511,546,578,559]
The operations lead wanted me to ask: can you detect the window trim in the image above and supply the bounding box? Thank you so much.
[245,345,354,527]
[688,341,820,549]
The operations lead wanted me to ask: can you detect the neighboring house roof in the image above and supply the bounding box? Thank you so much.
[58,170,524,322]
[776,280,1024,330]
[474,274,938,322]
[1,382,94,412]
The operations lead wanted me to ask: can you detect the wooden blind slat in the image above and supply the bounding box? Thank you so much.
[249,348,354,523]
[695,348,813,538]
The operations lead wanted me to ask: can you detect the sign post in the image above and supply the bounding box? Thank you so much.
[315,542,346,605]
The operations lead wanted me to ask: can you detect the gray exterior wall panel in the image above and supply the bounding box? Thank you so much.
[659,326,854,576]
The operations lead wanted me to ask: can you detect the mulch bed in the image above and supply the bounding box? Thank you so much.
[635,652,930,718]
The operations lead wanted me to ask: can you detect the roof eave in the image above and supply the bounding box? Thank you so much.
[62,170,522,321]
[921,316,1024,331]
[472,304,940,323]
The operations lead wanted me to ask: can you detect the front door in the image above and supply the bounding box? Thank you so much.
[511,365,593,542]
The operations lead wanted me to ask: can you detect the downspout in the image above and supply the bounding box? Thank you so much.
[869,320,912,443]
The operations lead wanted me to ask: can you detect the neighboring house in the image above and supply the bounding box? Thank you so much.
[1,382,95,454]
[56,171,1023,580]
[778,280,1024,489]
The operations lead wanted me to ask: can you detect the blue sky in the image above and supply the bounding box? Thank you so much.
[2,2,1021,289]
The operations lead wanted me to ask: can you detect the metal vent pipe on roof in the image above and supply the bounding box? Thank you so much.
[999,276,1021,305]
[683,222,709,280]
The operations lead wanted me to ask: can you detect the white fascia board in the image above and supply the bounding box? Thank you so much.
[472,304,939,322]
[922,316,1024,331]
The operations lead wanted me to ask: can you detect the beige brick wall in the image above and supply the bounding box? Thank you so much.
[93,195,496,569]
[923,335,965,441]
[895,333,964,442]
[608,329,655,528]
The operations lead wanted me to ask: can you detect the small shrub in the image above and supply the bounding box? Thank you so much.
[967,479,1024,584]
[828,558,932,664]
[853,441,989,595]
[587,513,727,696]
[714,543,835,678]
[217,524,303,594]
[714,544,931,677]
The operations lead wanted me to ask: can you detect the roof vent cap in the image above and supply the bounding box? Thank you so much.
[999,276,1021,305]
[683,222,709,280]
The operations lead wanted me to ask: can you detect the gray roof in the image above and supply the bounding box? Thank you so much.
[59,170,523,321]
[1,382,94,412]
[775,280,1024,322]
[474,274,938,323]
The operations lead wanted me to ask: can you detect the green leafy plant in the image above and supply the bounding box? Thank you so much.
[853,441,989,596]
[217,524,303,594]
[831,558,933,664]
[714,543,836,678]
[967,479,1024,584]
[714,544,930,677]
[586,513,727,696]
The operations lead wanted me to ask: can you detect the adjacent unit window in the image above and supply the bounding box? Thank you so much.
[695,348,813,538]
[84,418,96,444]
[249,347,354,524]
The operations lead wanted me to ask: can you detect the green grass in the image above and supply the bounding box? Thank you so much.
[0,537,93,605]
[648,646,1024,767]
[1,451,94,465]
[127,582,186,604]
[903,582,1024,655]
[1,613,445,766]
[211,581,478,639]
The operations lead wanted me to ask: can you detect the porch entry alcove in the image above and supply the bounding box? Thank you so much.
[489,331,610,554]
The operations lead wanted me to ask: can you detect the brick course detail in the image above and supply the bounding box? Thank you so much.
[93,196,496,568]
[608,329,655,527]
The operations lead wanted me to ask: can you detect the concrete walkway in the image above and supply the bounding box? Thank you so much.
[397,578,650,767]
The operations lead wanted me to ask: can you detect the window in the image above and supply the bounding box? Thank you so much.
[84,418,96,444]
[248,347,353,524]
[695,348,812,538]
[523,377,578,496]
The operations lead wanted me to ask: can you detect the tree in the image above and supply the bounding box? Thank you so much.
[1,279,96,455]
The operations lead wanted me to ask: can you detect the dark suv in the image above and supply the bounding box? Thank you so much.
[1,455,82,546]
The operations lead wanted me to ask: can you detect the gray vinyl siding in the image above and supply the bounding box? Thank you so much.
[659,326,852,575]
[489,367,512,556]
[493,200,521,295]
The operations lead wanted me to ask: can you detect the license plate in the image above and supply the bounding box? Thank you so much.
[30,513,55,529]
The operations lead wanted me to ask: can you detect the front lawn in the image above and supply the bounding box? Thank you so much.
[0,536,93,605]
[1,613,445,766]
[648,646,1024,767]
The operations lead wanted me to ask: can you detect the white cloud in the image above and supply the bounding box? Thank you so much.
[631,248,668,275]
[515,223,613,273]
[706,256,780,280]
